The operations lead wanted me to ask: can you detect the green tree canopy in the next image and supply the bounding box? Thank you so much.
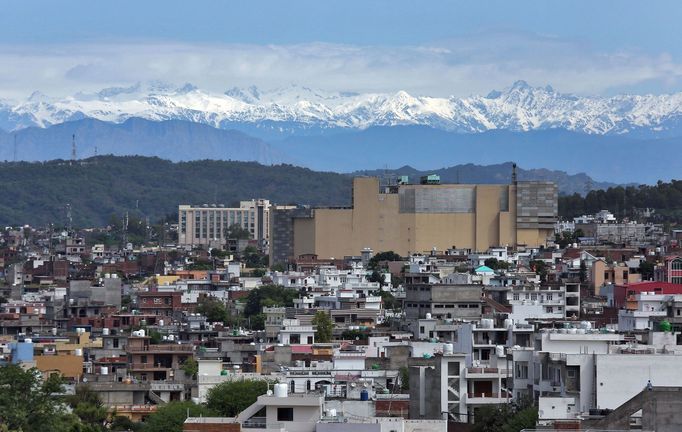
[206,379,269,417]
[368,251,403,270]
[197,296,228,323]
[0,365,76,432]
[244,285,299,318]
[312,310,333,343]
[639,260,655,280]
[141,401,215,432]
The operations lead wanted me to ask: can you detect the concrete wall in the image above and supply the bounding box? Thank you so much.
[280,178,556,261]
[596,354,682,410]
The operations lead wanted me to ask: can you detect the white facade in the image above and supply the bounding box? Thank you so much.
[178,199,270,248]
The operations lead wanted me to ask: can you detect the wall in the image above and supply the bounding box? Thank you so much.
[35,354,83,378]
[283,178,556,261]
[595,354,682,410]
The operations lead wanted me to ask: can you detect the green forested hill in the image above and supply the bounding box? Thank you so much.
[0,156,352,227]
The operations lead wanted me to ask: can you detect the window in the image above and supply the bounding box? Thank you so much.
[141,355,147,364]
[277,408,294,422]
[513,293,519,301]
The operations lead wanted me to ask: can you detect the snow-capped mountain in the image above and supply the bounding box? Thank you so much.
[2,80,682,137]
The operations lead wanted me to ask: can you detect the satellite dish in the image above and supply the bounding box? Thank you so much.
[82,377,88,383]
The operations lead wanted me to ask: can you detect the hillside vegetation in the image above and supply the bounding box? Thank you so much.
[0,156,351,227]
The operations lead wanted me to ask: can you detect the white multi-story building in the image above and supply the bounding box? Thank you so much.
[178,199,270,249]
[618,292,673,331]
[506,284,567,322]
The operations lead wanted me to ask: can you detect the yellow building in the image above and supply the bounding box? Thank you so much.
[270,176,557,264]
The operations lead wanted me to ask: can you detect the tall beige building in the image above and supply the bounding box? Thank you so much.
[178,199,270,249]
[270,177,557,264]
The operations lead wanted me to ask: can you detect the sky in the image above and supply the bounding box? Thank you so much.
[1,0,681,99]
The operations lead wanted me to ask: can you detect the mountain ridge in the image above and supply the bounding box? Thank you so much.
[4,81,682,138]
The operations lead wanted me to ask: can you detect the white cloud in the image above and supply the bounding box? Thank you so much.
[0,32,681,100]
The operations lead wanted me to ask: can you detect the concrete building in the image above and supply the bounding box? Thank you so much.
[178,200,270,249]
[270,177,557,264]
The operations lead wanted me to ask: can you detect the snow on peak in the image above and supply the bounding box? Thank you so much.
[5,81,682,136]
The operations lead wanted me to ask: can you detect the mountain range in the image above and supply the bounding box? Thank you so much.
[1,81,682,184]
[3,80,682,138]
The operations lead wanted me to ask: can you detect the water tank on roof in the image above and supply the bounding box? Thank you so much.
[100,366,108,375]
[443,343,454,355]
[159,320,164,327]
[495,345,505,358]
[425,313,432,319]
[274,383,288,397]
[102,328,110,336]
[74,348,83,356]
[360,389,369,401]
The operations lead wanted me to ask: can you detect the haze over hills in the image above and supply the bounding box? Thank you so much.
[354,162,617,196]
[0,118,277,164]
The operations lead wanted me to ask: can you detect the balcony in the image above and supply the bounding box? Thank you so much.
[465,367,510,378]
[128,344,194,353]
[465,392,507,404]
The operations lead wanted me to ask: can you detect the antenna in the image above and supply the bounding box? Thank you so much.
[94,146,98,157]
[71,134,77,164]
[13,135,17,162]
[511,163,517,184]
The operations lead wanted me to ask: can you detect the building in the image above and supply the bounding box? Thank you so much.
[178,200,271,249]
[270,177,557,265]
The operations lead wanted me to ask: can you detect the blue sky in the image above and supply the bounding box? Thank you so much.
[1,0,680,98]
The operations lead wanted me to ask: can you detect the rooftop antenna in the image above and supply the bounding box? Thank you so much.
[511,163,517,185]
[94,146,98,157]
[13,135,17,162]
[71,133,77,165]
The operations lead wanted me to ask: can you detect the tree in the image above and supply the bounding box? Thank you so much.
[68,385,108,432]
[181,357,198,379]
[376,290,398,310]
[640,260,655,280]
[483,258,508,271]
[529,260,548,282]
[196,296,228,323]
[368,251,403,270]
[579,260,588,283]
[0,365,73,432]
[148,330,163,345]
[110,415,141,432]
[368,270,386,286]
[141,401,215,432]
[227,224,252,240]
[312,310,333,343]
[472,398,537,432]
[244,285,299,318]
[206,380,269,417]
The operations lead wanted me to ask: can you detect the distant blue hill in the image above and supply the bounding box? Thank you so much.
[270,126,682,184]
